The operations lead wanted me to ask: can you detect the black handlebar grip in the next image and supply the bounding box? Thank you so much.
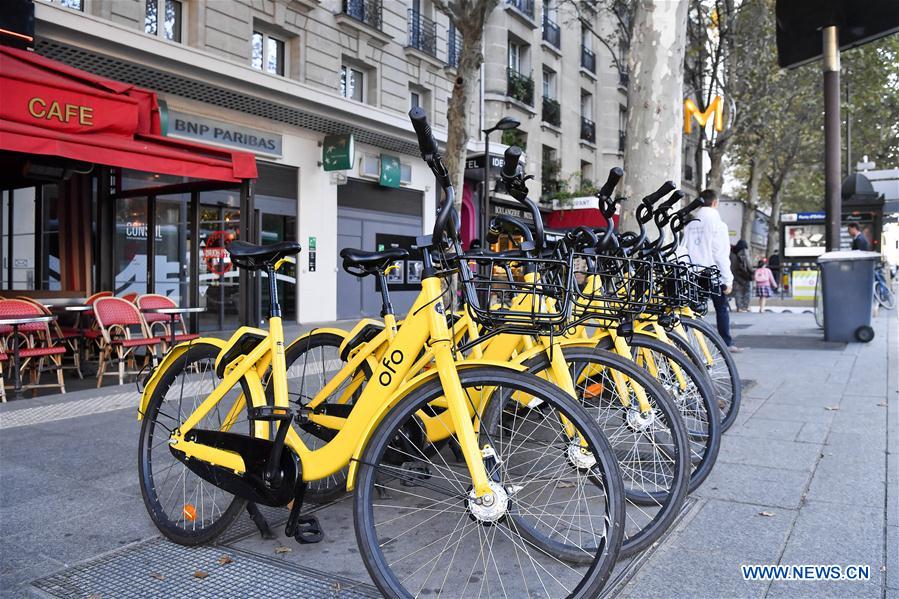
[641,180,677,206]
[408,107,438,158]
[486,226,500,245]
[502,146,522,178]
[598,167,623,199]
[659,190,685,212]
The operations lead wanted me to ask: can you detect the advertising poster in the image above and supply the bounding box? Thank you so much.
[784,224,826,258]
[791,269,818,300]
[374,233,422,291]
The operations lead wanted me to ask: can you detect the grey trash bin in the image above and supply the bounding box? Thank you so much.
[817,251,880,343]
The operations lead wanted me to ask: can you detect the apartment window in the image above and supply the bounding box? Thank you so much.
[341,65,365,102]
[411,91,421,109]
[145,0,183,42]
[581,91,593,120]
[508,41,523,73]
[581,161,594,189]
[542,67,556,99]
[251,31,286,76]
[47,0,83,10]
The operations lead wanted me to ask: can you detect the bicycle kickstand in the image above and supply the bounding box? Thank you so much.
[246,502,277,540]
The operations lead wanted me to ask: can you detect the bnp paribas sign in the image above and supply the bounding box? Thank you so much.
[167,110,283,157]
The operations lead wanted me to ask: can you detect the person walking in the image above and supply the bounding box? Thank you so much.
[753,258,778,312]
[848,223,870,250]
[768,250,782,297]
[681,189,742,352]
[730,239,753,312]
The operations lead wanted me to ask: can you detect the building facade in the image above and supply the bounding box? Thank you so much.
[5,0,626,324]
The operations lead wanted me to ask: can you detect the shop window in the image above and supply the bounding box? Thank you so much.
[145,0,183,43]
[400,163,412,184]
[341,65,365,102]
[251,30,286,76]
[409,84,431,115]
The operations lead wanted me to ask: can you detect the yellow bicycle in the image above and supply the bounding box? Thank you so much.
[137,108,626,597]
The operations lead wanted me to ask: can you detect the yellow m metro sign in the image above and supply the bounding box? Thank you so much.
[684,95,724,134]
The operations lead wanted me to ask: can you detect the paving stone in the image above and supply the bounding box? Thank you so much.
[805,442,886,508]
[751,402,839,424]
[716,434,822,472]
[887,526,898,593]
[664,498,795,561]
[767,500,884,599]
[696,463,812,509]
[795,422,830,444]
[728,417,805,442]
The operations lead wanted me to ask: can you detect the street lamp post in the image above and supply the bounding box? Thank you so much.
[481,116,521,247]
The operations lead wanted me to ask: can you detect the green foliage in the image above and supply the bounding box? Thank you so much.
[501,129,528,152]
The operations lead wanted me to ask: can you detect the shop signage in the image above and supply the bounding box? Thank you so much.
[323,134,354,171]
[782,212,826,222]
[308,236,317,272]
[168,110,282,156]
[551,196,599,211]
[791,269,818,300]
[379,154,401,188]
[491,202,534,222]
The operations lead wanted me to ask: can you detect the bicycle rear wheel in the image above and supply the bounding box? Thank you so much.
[875,280,895,309]
[354,367,625,598]
[138,342,251,545]
[672,317,741,433]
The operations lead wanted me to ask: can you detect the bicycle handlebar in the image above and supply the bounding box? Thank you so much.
[502,145,522,178]
[598,167,623,199]
[641,181,677,206]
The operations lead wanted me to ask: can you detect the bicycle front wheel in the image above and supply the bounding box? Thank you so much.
[354,367,625,599]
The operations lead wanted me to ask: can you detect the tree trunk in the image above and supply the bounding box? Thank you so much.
[620,0,689,232]
[767,183,784,257]
[706,139,727,192]
[741,155,762,243]
[444,37,483,212]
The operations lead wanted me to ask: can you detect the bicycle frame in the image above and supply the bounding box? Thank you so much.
[139,274,515,497]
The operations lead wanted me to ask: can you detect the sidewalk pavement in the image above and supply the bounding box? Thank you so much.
[0,310,895,598]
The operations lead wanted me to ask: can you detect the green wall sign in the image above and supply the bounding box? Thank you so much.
[379,153,401,188]
[323,134,354,171]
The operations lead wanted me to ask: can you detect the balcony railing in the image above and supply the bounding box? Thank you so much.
[581,117,596,143]
[507,68,534,106]
[507,0,535,19]
[447,27,462,68]
[343,0,382,30]
[581,46,596,73]
[542,16,560,48]
[542,96,561,126]
[407,9,437,57]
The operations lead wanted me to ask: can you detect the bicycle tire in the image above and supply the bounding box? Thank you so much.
[601,335,721,493]
[138,342,250,545]
[671,317,742,433]
[875,281,896,310]
[354,367,625,598]
[522,346,690,558]
[278,331,370,504]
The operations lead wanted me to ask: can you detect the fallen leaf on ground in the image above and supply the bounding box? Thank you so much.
[877,402,887,407]
[758,511,775,517]
[824,406,840,411]
[274,546,293,554]
[88,595,101,599]
[556,480,575,488]
[218,555,233,565]
[149,572,165,581]
[193,570,209,579]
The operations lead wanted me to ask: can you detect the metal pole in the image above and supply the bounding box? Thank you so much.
[823,26,842,251]
[845,75,851,177]
[482,132,490,246]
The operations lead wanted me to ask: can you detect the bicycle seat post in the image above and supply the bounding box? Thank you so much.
[376,271,394,319]
[267,265,281,320]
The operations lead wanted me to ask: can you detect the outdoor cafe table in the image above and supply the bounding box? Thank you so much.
[0,314,57,400]
[140,307,205,348]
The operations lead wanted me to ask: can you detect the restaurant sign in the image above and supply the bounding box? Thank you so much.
[168,110,282,156]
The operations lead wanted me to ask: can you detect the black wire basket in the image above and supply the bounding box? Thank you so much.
[569,252,655,324]
[455,252,574,336]
[684,262,721,314]
[646,260,692,312]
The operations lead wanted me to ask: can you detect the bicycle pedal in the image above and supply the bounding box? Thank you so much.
[292,515,323,544]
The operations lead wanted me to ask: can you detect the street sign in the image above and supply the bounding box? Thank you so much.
[379,154,401,188]
[322,134,354,171]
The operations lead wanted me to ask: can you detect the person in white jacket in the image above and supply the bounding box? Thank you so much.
[680,189,742,352]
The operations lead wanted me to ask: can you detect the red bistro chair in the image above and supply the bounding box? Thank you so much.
[120,292,138,304]
[136,294,200,350]
[0,350,7,402]
[17,296,82,378]
[92,297,162,387]
[0,299,67,396]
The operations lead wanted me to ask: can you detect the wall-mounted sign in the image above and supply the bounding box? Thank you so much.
[308,236,317,272]
[374,233,422,291]
[684,95,724,134]
[323,134,354,171]
[782,212,826,222]
[379,153,401,188]
[168,110,282,156]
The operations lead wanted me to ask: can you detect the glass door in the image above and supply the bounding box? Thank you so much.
[154,194,191,304]
[198,203,240,331]
[260,212,297,321]
[114,196,149,296]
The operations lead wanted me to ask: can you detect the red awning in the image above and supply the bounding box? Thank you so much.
[546,209,618,230]
[0,46,256,183]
